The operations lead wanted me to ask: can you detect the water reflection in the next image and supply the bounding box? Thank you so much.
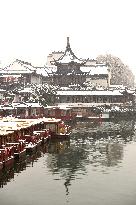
[26,149,42,167]
[0,150,43,188]
[44,120,135,196]
[45,139,70,154]
[0,120,135,198]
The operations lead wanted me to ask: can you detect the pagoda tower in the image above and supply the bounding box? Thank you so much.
[51,37,86,86]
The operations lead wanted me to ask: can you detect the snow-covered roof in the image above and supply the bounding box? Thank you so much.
[0,74,22,78]
[0,89,6,92]
[18,87,34,93]
[126,90,135,94]
[80,65,109,75]
[109,84,124,88]
[0,105,14,110]
[56,50,83,64]
[25,102,43,107]
[59,87,71,90]
[54,37,84,65]
[56,90,123,96]
[45,105,71,110]
[55,103,123,107]
[44,66,57,75]
[36,67,49,76]
[0,60,36,74]
[12,102,28,108]
[12,102,42,108]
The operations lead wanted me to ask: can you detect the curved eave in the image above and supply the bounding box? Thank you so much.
[53,58,88,66]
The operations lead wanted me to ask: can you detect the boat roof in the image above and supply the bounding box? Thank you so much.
[0,130,14,136]
[0,117,63,135]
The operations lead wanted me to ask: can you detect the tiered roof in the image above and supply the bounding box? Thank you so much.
[53,37,86,65]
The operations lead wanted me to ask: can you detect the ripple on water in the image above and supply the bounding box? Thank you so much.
[1,120,136,205]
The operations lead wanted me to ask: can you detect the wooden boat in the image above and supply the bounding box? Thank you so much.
[0,147,14,169]
[24,135,42,153]
[42,118,71,139]
[0,130,15,148]
[25,142,37,154]
[0,117,71,153]
[0,150,4,170]
[33,129,50,143]
[6,142,26,161]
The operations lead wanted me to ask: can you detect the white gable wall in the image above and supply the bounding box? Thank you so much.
[86,78,108,88]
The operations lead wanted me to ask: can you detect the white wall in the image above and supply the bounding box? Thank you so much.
[86,78,108,88]
[46,52,64,66]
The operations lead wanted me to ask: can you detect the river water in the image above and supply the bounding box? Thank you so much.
[0,120,136,205]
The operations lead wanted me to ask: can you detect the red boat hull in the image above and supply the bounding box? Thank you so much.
[3,157,14,169]
[0,162,3,170]
[14,149,26,161]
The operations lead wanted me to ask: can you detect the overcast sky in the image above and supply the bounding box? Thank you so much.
[0,0,136,76]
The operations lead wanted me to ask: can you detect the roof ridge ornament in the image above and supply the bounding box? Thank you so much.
[51,37,87,65]
[66,37,71,50]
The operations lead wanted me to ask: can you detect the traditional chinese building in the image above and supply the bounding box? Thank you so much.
[53,89,134,105]
[46,37,111,89]
[0,59,46,91]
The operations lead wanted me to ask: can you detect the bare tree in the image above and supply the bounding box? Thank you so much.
[96,54,135,88]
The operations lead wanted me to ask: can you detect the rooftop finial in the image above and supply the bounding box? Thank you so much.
[66,37,70,50]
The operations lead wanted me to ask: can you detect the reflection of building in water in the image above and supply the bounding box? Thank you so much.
[73,120,135,137]
[46,141,88,196]
[72,120,135,171]
[94,141,124,167]
[45,119,134,196]
[46,139,70,154]
[105,143,123,167]
[0,151,42,188]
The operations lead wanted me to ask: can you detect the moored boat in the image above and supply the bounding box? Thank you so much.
[33,129,50,143]
[0,150,4,170]
[42,118,71,139]
[24,135,42,154]
[6,142,26,161]
[0,147,14,169]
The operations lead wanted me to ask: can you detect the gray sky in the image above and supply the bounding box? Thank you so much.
[0,0,136,76]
